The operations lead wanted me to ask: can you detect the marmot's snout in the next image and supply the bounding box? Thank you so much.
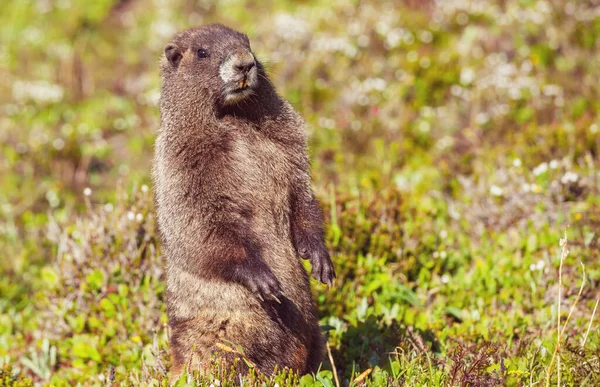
[231,51,255,74]
[219,49,258,105]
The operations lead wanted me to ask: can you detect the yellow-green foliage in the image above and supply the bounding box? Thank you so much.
[1,0,600,385]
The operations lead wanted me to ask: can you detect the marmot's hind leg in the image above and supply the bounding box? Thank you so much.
[168,316,231,382]
[303,326,325,374]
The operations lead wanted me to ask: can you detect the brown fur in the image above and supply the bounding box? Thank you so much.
[152,24,335,381]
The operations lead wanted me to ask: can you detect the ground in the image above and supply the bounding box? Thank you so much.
[1,0,600,386]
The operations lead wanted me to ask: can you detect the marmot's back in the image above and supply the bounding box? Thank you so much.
[153,24,335,381]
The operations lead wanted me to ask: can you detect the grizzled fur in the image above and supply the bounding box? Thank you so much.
[152,24,335,380]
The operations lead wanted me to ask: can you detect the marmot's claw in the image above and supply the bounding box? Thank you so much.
[311,247,336,286]
[246,267,282,301]
[294,233,336,286]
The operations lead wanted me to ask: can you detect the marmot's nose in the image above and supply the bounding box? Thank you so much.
[232,51,256,74]
[235,61,255,73]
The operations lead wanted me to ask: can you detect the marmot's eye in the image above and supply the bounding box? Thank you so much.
[197,48,209,59]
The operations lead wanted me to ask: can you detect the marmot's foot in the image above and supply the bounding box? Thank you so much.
[294,233,336,286]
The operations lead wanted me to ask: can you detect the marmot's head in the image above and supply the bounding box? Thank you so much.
[160,24,266,111]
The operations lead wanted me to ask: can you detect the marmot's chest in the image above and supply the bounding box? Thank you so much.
[229,131,293,201]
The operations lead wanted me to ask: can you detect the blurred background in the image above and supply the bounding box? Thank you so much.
[1,0,600,385]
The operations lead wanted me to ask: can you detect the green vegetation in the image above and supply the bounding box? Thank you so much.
[1,0,600,385]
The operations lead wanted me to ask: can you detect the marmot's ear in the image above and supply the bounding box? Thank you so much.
[165,44,182,67]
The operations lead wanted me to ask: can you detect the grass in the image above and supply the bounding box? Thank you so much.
[1,0,600,385]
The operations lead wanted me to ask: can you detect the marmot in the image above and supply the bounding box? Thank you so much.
[152,24,335,381]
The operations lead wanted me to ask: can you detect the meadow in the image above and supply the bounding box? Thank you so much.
[1,0,600,385]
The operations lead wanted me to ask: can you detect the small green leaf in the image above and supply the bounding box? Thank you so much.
[86,270,105,291]
[71,335,101,362]
[299,373,316,387]
[100,298,116,317]
[40,267,59,288]
[315,370,334,387]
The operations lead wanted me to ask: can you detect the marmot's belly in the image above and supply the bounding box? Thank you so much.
[166,254,313,322]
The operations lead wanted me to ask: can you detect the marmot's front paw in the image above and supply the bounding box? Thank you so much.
[310,246,335,286]
[294,234,336,286]
[241,263,282,301]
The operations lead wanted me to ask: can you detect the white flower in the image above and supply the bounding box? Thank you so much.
[52,138,65,150]
[536,260,545,270]
[441,274,450,284]
[46,191,59,208]
[561,172,578,184]
[127,211,135,221]
[274,13,309,42]
[367,78,386,91]
[533,162,548,176]
[318,117,335,129]
[146,89,160,106]
[549,160,559,169]
[358,35,370,47]
[490,185,504,196]
[460,68,475,85]
[530,184,541,193]
[542,84,562,97]
[419,30,433,43]
[141,184,149,193]
[385,28,403,47]
[151,20,176,40]
[420,106,434,117]
[83,187,92,196]
[513,158,522,167]
[475,112,489,125]
[508,87,521,100]
[530,260,545,271]
[402,32,415,45]
[419,121,431,133]
[12,80,64,103]
[450,85,463,96]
